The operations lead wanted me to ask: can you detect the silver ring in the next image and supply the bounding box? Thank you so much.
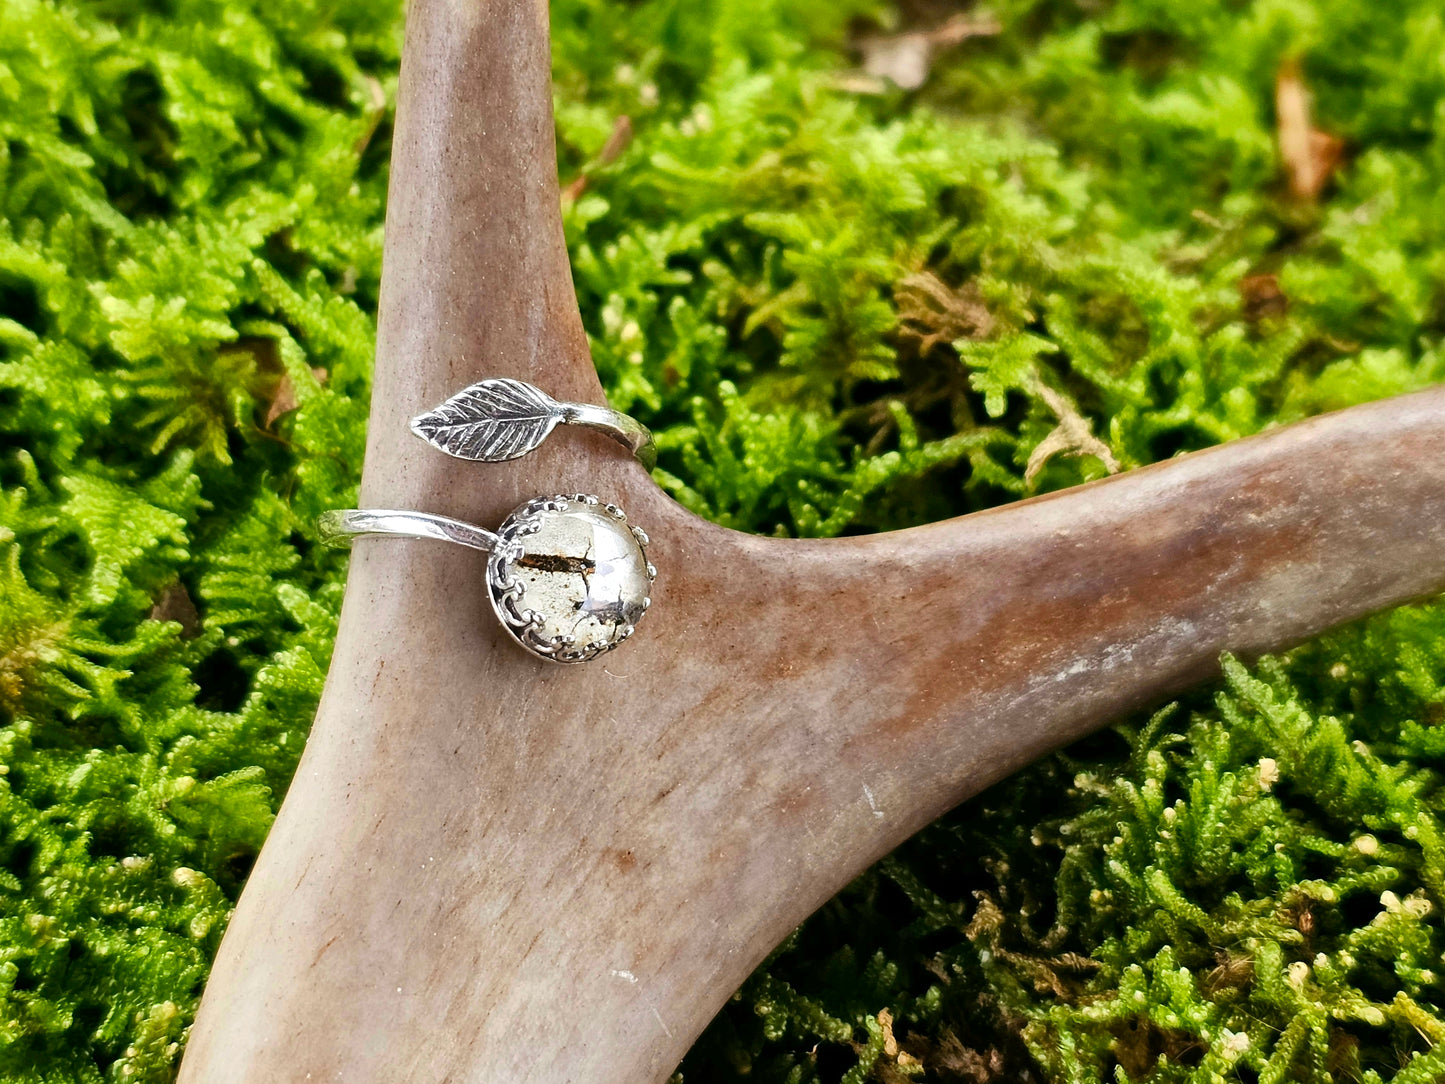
[319,508,499,551]
[320,495,655,665]
[410,378,655,469]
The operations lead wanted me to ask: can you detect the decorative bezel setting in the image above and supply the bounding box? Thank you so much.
[486,494,656,664]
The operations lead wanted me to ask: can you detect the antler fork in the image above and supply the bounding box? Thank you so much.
[180,1,1445,1080]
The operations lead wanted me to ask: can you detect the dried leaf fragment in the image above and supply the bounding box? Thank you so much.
[1276,59,1344,201]
[264,367,326,428]
[265,374,299,427]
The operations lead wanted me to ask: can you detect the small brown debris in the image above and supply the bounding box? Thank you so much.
[896,272,994,354]
[265,366,325,428]
[265,374,300,427]
[1276,59,1344,201]
[855,13,1002,92]
[150,582,201,639]
[1111,1017,1203,1080]
[1240,273,1288,322]
[1281,893,1317,941]
[563,115,634,201]
[598,115,634,165]
[903,1029,1012,1084]
[1296,904,1315,937]
[1203,951,1255,993]
[1327,1028,1361,1077]
[874,1009,925,1083]
[879,1008,899,1057]
[1055,951,1103,975]
[1025,384,1121,485]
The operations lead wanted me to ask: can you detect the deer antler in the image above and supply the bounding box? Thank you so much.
[179,1,1445,1080]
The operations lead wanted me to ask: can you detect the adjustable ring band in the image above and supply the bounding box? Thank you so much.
[318,508,499,552]
[410,378,656,469]
[556,401,655,469]
[317,495,655,665]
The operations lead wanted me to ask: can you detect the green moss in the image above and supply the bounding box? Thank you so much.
[1,0,1443,1080]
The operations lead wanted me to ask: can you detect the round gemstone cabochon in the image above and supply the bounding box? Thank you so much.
[487,496,654,663]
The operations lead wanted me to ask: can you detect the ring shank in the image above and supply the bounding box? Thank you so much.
[318,509,498,552]
[561,403,656,470]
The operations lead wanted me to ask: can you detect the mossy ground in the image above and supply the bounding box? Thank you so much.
[2,0,1444,1080]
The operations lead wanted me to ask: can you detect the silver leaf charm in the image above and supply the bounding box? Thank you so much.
[410,378,565,462]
